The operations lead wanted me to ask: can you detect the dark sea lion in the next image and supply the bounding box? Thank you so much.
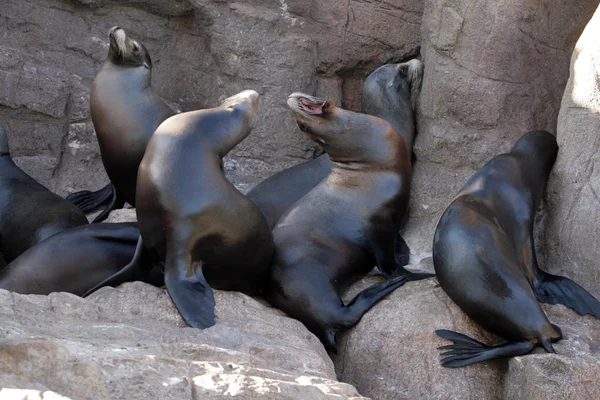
[433,130,600,368]
[67,26,174,222]
[0,124,88,263]
[135,90,273,328]
[0,223,157,296]
[247,59,422,233]
[266,92,429,351]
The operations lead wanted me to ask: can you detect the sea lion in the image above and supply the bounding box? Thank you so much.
[247,59,422,232]
[66,26,174,222]
[0,123,88,263]
[135,90,273,328]
[433,130,600,368]
[266,92,429,351]
[0,223,161,296]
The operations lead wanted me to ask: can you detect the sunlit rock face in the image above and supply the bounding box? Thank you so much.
[544,6,600,300]
[0,282,367,399]
[403,0,599,260]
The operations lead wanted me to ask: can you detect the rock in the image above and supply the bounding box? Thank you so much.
[52,122,107,197]
[404,0,599,258]
[504,302,600,399]
[504,354,600,400]
[335,276,600,400]
[0,388,73,400]
[14,62,72,118]
[1,283,367,399]
[104,208,137,223]
[335,278,507,400]
[544,5,600,298]
[12,155,59,188]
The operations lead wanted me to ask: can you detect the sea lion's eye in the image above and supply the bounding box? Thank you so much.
[132,42,139,52]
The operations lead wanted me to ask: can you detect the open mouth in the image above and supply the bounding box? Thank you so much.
[287,93,327,115]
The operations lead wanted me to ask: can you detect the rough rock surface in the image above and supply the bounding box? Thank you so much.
[335,277,600,400]
[0,0,422,195]
[544,6,600,299]
[0,282,367,399]
[103,208,137,224]
[403,0,599,261]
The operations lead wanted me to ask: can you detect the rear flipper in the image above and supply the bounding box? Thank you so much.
[67,184,113,213]
[164,256,215,329]
[534,272,600,318]
[91,186,126,223]
[323,275,408,353]
[83,235,144,297]
[435,329,536,368]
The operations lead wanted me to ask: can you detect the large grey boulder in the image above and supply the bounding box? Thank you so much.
[335,277,600,400]
[544,5,600,299]
[404,0,599,261]
[0,282,367,399]
[335,278,506,400]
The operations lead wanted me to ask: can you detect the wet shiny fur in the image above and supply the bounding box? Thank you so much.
[434,130,600,367]
[0,124,88,263]
[246,59,422,231]
[266,92,429,351]
[67,26,174,222]
[136,90,274,328]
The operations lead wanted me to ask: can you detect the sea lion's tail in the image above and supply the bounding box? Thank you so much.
[534,272,600,318]
[66,183,113,213]
[435,330,536,368]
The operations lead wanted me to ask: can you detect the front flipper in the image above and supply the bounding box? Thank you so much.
[91,185,125,223]
[164,257,215,329]
[83,235,144,297]
[534,272,600,318]
[435,329,536,368]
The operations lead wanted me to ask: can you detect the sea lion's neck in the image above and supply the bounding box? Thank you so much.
[101,62,151,89]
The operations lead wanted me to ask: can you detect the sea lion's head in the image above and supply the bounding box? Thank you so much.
[107,26,151,70]
[512,130,558,170]
[362,59,422,113]
[0,123,10,156]
[287,93,402,165]
[361,59,422,152]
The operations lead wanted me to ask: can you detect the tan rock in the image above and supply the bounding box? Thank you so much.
[335,277,600,400]
[544,5,600,299]
[405,0,599,258]
[103,208,137,223]
[0,282,367,399]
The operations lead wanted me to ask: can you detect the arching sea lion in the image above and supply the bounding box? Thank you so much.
[0,124,88,263]
[247,59,422,231]
[135,90,273,328]
[0,223,154,296]
[266,92,429,351]
[433,130,600,368]
[67,26,174,222]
